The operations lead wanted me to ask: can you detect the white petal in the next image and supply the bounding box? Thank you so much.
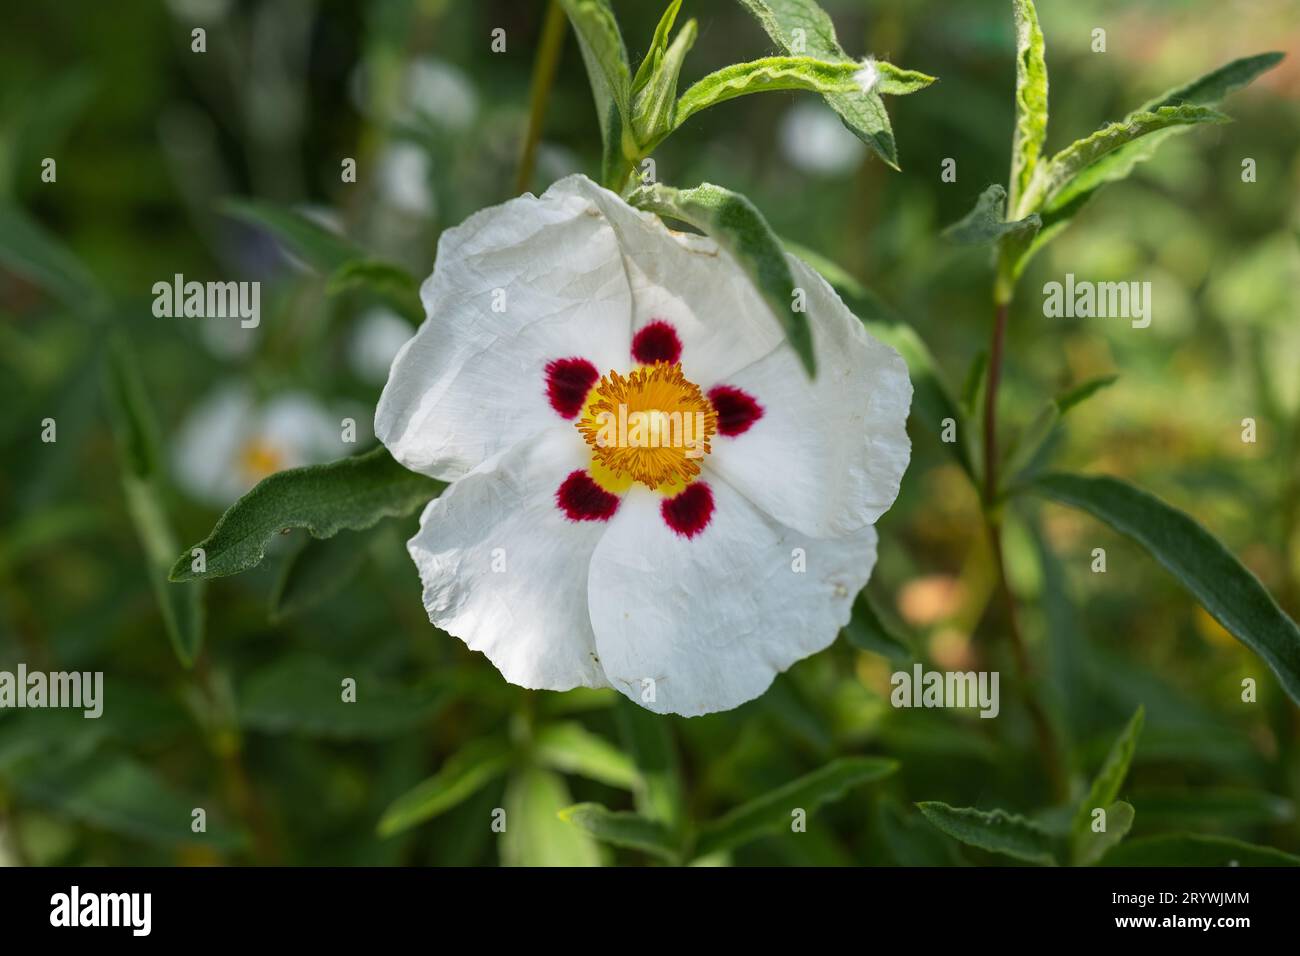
[376,177,632,481]
[549,176,785,384]
[587,480,877,717]
[705,253,912,538]
[408,427,611,692]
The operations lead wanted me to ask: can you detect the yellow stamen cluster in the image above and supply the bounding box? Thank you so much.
[575,363,718,490]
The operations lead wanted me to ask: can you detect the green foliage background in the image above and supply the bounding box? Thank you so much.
[1,0,1298,866]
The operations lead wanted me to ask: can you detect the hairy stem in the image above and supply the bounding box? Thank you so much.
[516,0,567,195]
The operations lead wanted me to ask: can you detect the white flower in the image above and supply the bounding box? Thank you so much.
[350,307,416,385]
[174,386,349,507]
[377,141,435,218]
[376,175,912,716]
[779,101,867,176]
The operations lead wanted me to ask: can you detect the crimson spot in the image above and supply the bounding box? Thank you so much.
[631,320,682,365]
[661,482,714,538]
[708,385,764,436]
[556,471,620,522]
[545,357,599,418]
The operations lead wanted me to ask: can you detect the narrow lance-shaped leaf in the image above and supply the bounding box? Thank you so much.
[630,181,814,375]
[559,0,632,187]
[674,57,870,131]
[916,801,1057,865]
[1030,473,1300,703]
[632,16,697,145]
[735,0,932,169]
[614,696,684,833]
[220,198,362,273]
[104,337,205,666]
[1008,0,1048,217]
[693,757,897,859]
[534,721,639,790]
[630,0,682,96]
[1074,801,1135,867]
[558,803,678,861]
[169,446,442,582]
[326,259,422,322]
[377,738,513,837]
[943,184,1041,245]
[502,768,600,866]
[1071,706,1144,837]
[1004,373,1118,481]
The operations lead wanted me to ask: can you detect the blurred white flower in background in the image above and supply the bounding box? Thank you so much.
[778,101,866,176]
[173,386,349,507]
[350,306,414,384]
[377,141,435,218]
[349,55,479,133]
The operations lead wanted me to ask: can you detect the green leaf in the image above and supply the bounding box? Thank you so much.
[614,696,684,832]
[239,654,446,740]
[559,0,632,187]
[1027,105,1229,213]
[0,204,108,316]
[943,184,1041,245]
[631,17,697,145]
[1135,51,1285,113]
[842,590,912,660]
[558,803,677,861]
[326,258,422,322]
[502,768,601,866]
[169,446,441,582]
[916,801,1057,865]
[16,753,245,851]
[630,0,682,96]
[673,56,867,131]
[1073,800,1135,867]
[1008,0,1048,216]
[270,527,376,621]
[629,181,813,375]
[735,0,929,168]
[694,756,896,859]
[1029,473,1300,704]
[220,198,361,273]
[377,738,513,837]
[1004,374,1118,480]
[534,721,639,790]
[1101,834,1300,867]
[1070,706,1143,850]
[104,338,204,666]
[874,62,937,96]
[1132,788,1294,828]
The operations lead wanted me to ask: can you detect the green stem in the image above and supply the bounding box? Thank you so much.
[516,0,568,195]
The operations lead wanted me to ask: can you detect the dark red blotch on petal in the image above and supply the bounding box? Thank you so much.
[708,385,764,436]
[556,471,620,522]
[631,320,682,365]
[661,482,714,538]
[545,357,599,418]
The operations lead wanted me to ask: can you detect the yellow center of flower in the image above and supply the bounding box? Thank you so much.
[575,362,718,493]
[237,437,285,483]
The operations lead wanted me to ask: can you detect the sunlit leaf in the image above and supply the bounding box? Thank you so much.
[502,767,601,866]
[534,721,639,790]
[377,738,513,837]
[558,803,677,860]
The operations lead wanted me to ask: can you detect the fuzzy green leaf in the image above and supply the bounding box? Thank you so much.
[917,801,1057,865]
[674,56,862,130]
[1008,0,1048,216]
[377,738,513,837]
[104,338,204,666]
[220,198,360,273]
[1074,800,1135,866]
[1135,51,1285,113]
[631,0,682,96]
[694,757,897,859]
[559,0,632,186]
[1072,707,1144,837]
[632,17,697,145]
[1030,473,1300,703]
[534,721,639,790]
[943,184,1041,245]
[630,181,813,375]
[269,527,376,621]
[735,0,930,168]
[502,768,601,866]
[558,803,677,860]
[169,446,442,582]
